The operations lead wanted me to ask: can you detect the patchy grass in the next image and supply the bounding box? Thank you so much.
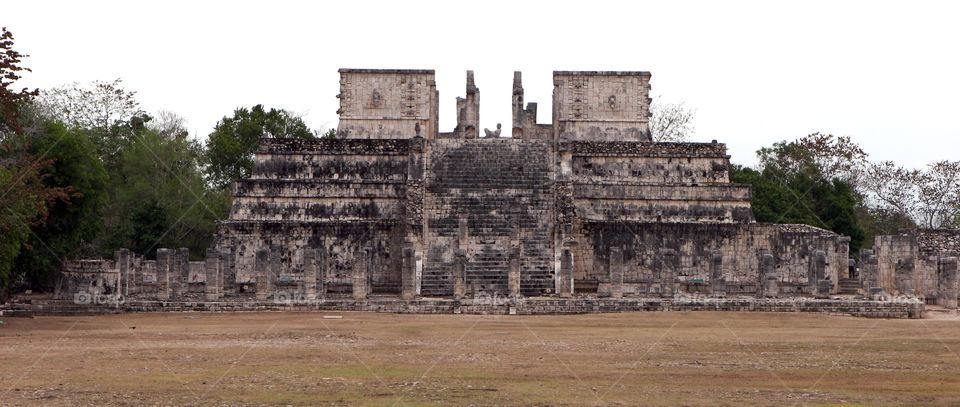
[1,311,959,406]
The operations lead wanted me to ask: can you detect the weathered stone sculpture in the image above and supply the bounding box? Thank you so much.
[484,123,502,138]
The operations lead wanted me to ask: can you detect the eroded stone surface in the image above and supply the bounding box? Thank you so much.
[50,69,946,316]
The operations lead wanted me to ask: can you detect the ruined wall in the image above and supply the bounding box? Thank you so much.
[54,69,862,307]
[55,260,120,301]
[554,71,652,142]
[570,223,846,295]
[512,72,553,140]
[873,229,960,303]
[215,138,413,293]
[454,71,480,138]
[422,139,555,296]
[562,141,753,223]
[337,69,437,139]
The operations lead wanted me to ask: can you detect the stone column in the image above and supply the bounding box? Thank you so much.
[559,248,574,297]
[255,248,273,301]
[453,249,466,299]
[170,247,190,299]
[860,249,882,299]
[759,251,777,298]
[219,246,235,294]
[807,250,828,297]
[509,247,522,297]
[609,247,624,299]
[895,256,916,295]
[352,250,368,300]
[115,249,133,297]
[938,256,958,309]
[156,248,172,299]
[709,249,725,296]
[317,247,327,299]
[815,250,832,297]
[661,249,677,298]
[401,247,417,300]
[204,248,221,301]
[303,249,317,300]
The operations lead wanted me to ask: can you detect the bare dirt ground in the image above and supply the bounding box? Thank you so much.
[1,311,959,406]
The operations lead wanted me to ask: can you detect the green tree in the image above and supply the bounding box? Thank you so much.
[0,27,39,137]
[0,145,72,295]
[732,136,867,251]
[204,105,314,189]
[13,122,108,289]
[124,200,169,258]
[101,123,229,259]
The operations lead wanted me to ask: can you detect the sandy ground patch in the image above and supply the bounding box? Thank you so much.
[1,311,959,406]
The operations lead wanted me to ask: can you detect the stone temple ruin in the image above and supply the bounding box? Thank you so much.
[32,69,957,319]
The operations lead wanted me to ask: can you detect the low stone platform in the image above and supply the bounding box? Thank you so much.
[3,296,925,319]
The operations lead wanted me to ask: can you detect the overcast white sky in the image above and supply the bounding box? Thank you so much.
[7,0,960,167]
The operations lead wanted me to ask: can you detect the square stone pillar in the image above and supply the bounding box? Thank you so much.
[453,249,466,299]
[115,249,133,297]
[559,248,574,297]
[255,248,273,301]
[204,248,221,301]
[709,249,725,296]
[807,250,826,295]
[317,247,327,299]
[895,255,916,295]
[509,247,522,297]
[938,256,958,309]
[609,247,623,299]
[169,248,189,299]
[303,249,317,300]
[817,280,833,298]
[219,246,235,294]
[401,247,417,300]
[661,249,677,298]
[156,248,172,299]
[860,249,882,299]
[352,250,368,301]
[759,251,778,298]
[762,273,780,298]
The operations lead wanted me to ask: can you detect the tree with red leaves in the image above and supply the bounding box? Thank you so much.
[0,27,39,137]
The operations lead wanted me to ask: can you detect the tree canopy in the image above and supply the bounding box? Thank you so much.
[732,134,867,251]
[204,105,315,189]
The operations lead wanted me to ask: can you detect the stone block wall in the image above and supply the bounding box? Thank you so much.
[336,69,438,139]
[554,71,652,142]
[421,138,555,296]
[216,138,414,292]
[50,69,866,311]
[873,229,960,307]
[55,260,121,301]
[562,141,753,223]
[570,222,846,295]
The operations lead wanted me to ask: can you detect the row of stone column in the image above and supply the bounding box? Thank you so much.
[604,247,830,298]
[250,245,421,301]
[860,249,958,308]
[146,248,191,300]
[116,247,222,300]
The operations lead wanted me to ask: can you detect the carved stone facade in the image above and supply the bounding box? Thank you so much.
[54,68,941,316]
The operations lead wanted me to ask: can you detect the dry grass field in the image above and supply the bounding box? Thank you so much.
[1,311,959,406]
